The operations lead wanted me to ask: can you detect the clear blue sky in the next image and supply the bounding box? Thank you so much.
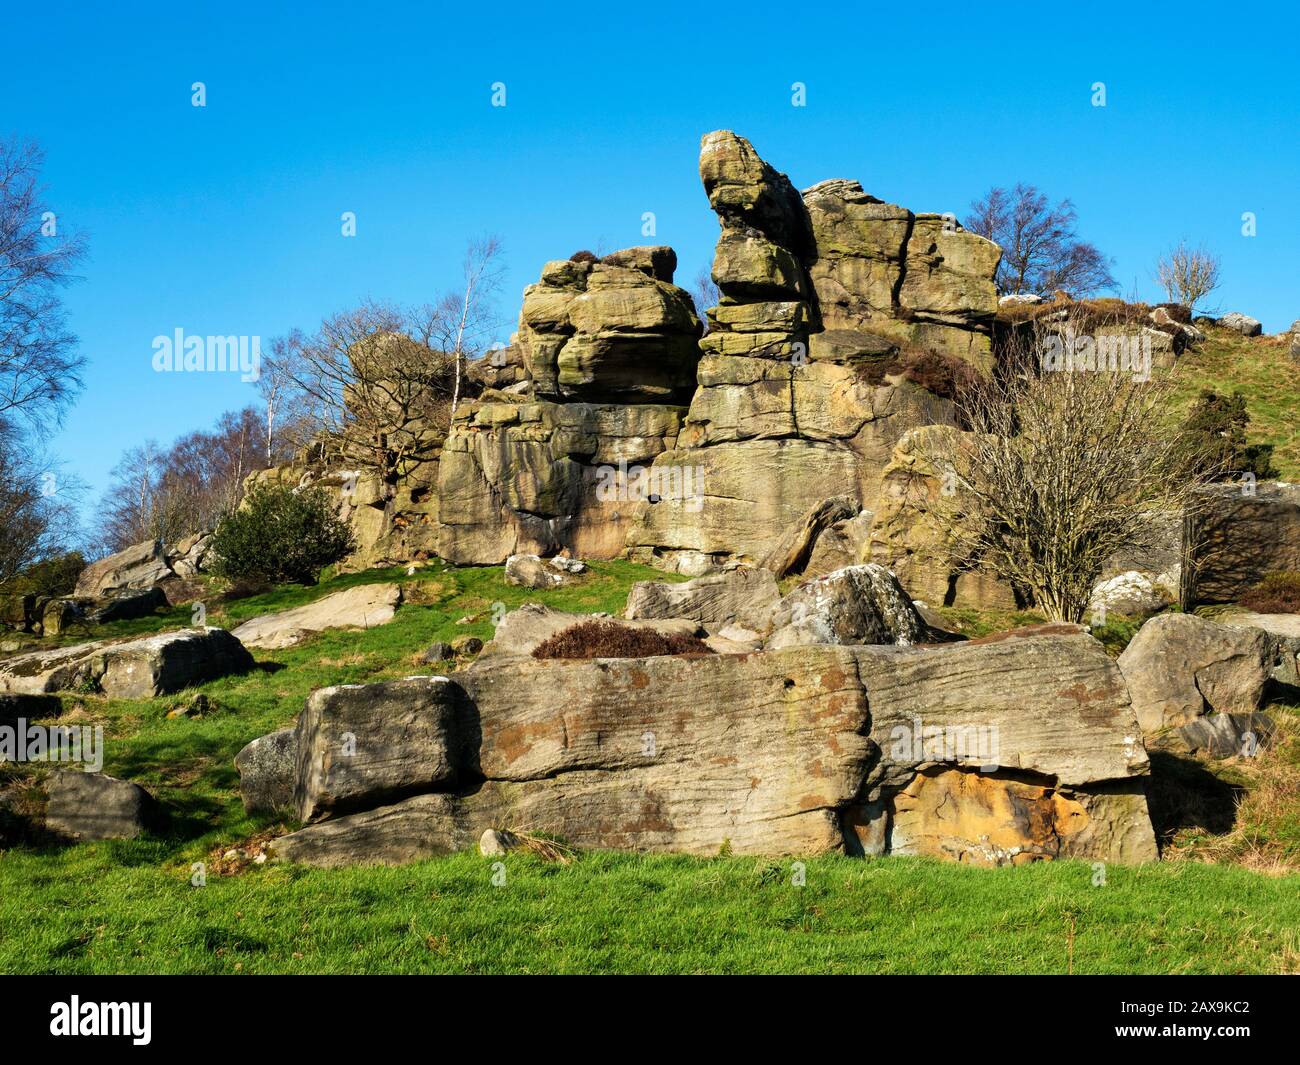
[5,0,1297,524]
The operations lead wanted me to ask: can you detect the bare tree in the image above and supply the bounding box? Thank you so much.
[691,267,719,332]
[256,343,314,467]
[96,408,278,551]
[413,236,505,418]
[273,301,455,486]
[0,425,83,584]
[0,137,87,432]
[1154,240,1221,310]
[965,184,1115,297]
[919,311,1220,621]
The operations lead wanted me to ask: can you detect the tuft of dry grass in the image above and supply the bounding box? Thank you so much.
[1162,707,1300,873]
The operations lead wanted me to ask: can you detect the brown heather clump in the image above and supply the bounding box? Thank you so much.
[531,620,715,660]
[1240,572,1300,614]
[568,250,598,263]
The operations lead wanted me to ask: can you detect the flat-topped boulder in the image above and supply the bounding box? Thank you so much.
[231,582,402,650]
[0,627,254,698]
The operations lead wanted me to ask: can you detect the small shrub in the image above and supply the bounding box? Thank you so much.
[531,620,715,660]
[569,250,598,263]
[0,551,85,598]
[1182,390,1279,480]
[1240,572,1300,614]
[210,484,354,585]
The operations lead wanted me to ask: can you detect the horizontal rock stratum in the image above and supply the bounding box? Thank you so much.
[247,625,1157,868]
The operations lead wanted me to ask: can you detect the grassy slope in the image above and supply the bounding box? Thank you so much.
[1168,326,1300,478]
[2,561,1299,974]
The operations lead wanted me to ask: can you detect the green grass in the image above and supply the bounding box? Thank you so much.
[1168,325,1300,478]
[1,848,1296,974]
[2,558,1299,974]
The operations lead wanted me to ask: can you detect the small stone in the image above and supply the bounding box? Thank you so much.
[451,635,483,656]
[479,828,520,857]
[420,641,454,664]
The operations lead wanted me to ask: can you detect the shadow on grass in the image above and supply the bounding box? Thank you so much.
[1146,750,1246,849]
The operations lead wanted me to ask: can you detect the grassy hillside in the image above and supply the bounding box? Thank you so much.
[1,561,1298,974]
[1168,325,1300,478]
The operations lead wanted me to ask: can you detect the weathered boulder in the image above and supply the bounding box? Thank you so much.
[518,251,702,403]
[231,583,402,650]
[1218,312,1262,337]
[0,627,253,698]
[1173,712,1274,759]
[74,539,174,597]
[623,567,780,627]
[294,677,466,822]
[1117,614,1273,732]
[1185,483,1300,604]
[765,564,929,648]
[88,586,169,625]
[234,728,298,815]
[266,623,1154,867]
[166,531,213,577]
[45,771,156,841]
[272,793,468,868]
[1089,571,1173,618]
[1227,612,1300,685]
[420,640,454,664]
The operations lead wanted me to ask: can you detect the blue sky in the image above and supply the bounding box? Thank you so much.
[4,0,1297,525]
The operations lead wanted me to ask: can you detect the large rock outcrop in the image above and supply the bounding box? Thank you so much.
[74,539,173,597]
[251,625,1155,868]
[627,131,998,574]
[435,249,700,564]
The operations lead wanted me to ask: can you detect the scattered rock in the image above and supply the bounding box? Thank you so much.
[234,728,298,814]
[478,828,521,857]
[420,641,454,664]
[1173,712,1274,758]
[231,583,402,650]
[1089,571,1174,618]
[1218,311,1262,337]
[0,628,254,698]
[167,692,213,719]
[549,556,586,574]
[450,635,483,656]
[45,771,156,841]
[766,564,929,648]
[504,554,568,589]
[1117,614,1272,732]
